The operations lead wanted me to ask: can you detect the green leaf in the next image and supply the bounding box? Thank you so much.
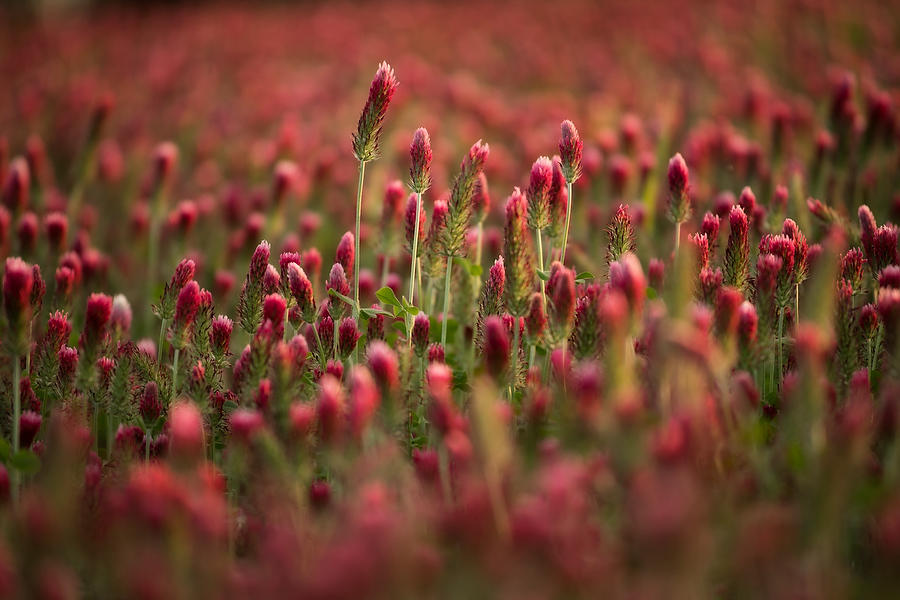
[575,271,594,282]
[360,307,394,319]
[400,296,420,316]
[222,400,239,415]
[375,286,403,310]
[0,438,9,461]
[391,321,407,334]
[536,269,550,281]
[328,288,357,308]
[10,450,40,475]
[646,286,658,299]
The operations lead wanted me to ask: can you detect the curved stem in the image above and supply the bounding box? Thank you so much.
[407,192,422,346]
[535,229,546,305]
[172,347,181,394]
[440,259,453,347]
[353,160,367,318]
[157,318,168,365]
[560,182,574,265]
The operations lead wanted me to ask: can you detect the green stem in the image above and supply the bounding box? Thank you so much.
[407,192,423,346]
[157,318,168,365]
[674,221,682,255]
[12,354,20,501]
[777,308,785,384]
[560,182,574,264]
[145,432,151,462]
[440,259,453,347]
[511,317,520,399]
[475,221,484,269]
[353,160,367,318]
[172,347,180,394]
[535,229,546,305]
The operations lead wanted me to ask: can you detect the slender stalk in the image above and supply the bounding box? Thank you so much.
[145,432,151,462]
[511,318,520,400]
[311,322,326,368]
[560,182,574,264]
[12,354,20,500]
[172,348,181,394]
[674,222,681,255]
[353,160,367,317]
[777,308,785,383]
[440,259,453,347]
[535,230,546,305]
[794,284,800,333]
[475,221,484,269]
[407,192,423,346]
[157,318,168,364]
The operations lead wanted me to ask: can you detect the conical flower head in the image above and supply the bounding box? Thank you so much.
[525,292,547,340]
[326,263,350,298]
[336,231,355,278]
[547,262,576,339]
[287,263,316,322]
[409,127,432,194]
[559,120,583,183]
[526,156,553,231]
[548,157,568,239]
[503,188,535,316]
[724,206,751,292]
[606,204,637,265]
[483,315,510,379]
[412,312,430,356]
[352,61,399,162]
[438,140,490,258]
[666,152,691,224]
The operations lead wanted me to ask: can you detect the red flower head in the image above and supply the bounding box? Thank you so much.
[526,156,553,231]
[409,127,432,194]
[352,61,399,162]
[412,312,430,356]
[559,120,583,183]
[336,231,355,278]
[483,315,510,378]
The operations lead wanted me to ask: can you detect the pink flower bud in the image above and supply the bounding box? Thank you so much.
[19,411,41,448]
[738,301,758,346]
[1,158,29,212]
[210,315,233,356]
[483,315,510,378]
[336,231,355,278]
[526,156,553,231]
[352,61,399,162]
[525,292,546,339]
[140,381,162,422]
[338,317,360,359]
[666,152,690,223]
[427,342,445,363]
[317,374,345,442]
[110,294,132,335]
[367,340,398,391]
[169,401,204,458]
[249,241,271,283]
[287,263,316,321]
[412,312,430,355]
[229,409,264,442]
[83,293,112,348]
[262,264,280,294]
[16,212,37,253]
[3,257,33,331]
[559,120,583,183]
[409,127,432,194]
[326,263,350,297]
[348,366,379,437]
[715,287,744,336]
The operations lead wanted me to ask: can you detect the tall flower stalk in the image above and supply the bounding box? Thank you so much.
[558,120,583,264]
[351,62,398,317]
[667,153,690,254]
[437,140,490,346]
[406,128,432,344]
[526,157,553,306]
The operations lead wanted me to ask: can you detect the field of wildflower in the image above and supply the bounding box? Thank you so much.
[0,0,899,597]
